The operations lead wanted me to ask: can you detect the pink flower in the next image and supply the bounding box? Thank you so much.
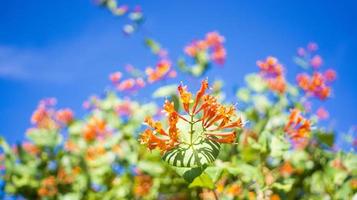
[297,47,306,57]
[56,109,74,125]
[211,46,226,65]
[324,69,337,82]
[116,78,136,91]
[316,107,329,120]
[205,31,225,47]
[307,42,318,52]
[135,78,146,88]
[310,55,323,69]
[109,72,122,83]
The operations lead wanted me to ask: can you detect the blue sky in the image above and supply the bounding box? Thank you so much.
[0,0,357,144]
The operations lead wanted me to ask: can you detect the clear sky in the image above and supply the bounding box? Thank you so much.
[1,0,357,144]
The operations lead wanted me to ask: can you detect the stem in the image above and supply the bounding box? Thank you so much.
[190,114,194,145]
[212,189,219,200]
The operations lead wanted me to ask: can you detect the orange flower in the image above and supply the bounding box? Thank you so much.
[146,59,175,83]
[270,194,281,200]
[38,176,57,197]
[184,31,226,65]
[56,108,74,125]
[82,116,107,142]
[140,80,243,152]
[257,56,286,94]
[133,174,153,198]
[296,70,336,100]
[227,183,242,197]
[280,162,294,177]
[22,142,40,155]
[284,109,311,140]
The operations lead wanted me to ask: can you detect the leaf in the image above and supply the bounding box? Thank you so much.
[316,132,335,147]
[236,88,250,103]
[205,166,223,182]
[174,166,206,183]
[245,73,267,92]
[189,172,214,189]
[162,118,221,167]
[162,139,220,167]
[152,84,177,98]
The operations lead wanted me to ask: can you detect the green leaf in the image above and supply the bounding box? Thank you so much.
[236,88,250,102]
[189,172,214,189]
[316,132,335,147]
[152,84,177,98]
[245,73,267,92]
[162,139,220,167]
[205,166,223,182]
[162,118,221,167]
[174,166,206,183]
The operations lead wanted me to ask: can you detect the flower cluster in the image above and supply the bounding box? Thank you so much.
[38,176,57,197]
[284,109,311,141]
[256,56,287,94]
[145,59,177,83]
[184,32,226,65]
[31,98,74,129]
[295,42,337,100]
[109,71,146,92]
[296,42,322,69]
[133,173,153,198]
[296,69,336,100]
[140,80,243,153]
[82,116,108,142]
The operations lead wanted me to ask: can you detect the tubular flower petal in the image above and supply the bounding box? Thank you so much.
[296,71,335,100]
[257,56,286,94]
[284,109,311,141]
[140,80,243,153]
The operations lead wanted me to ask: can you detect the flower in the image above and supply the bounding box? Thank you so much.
[316,107,329,120]
[109,71,122,83]
[280,162,294,177]
[38,176,57,197]
[257,56,286,94]
[140,80,243,153]
[284,109,311,140]
[145,59,175,83]
[307,42,318,52]
[82,116,107,141]
[310,55,323,69]
[55,108,74,125]
[296,71,335,100]
[184,31,226,65]
[133,173,153,198]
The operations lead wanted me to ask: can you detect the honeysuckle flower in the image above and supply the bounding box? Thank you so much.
[324,69,337,82]
[115,100,133,117]
[257,56,286,94]
[280,162,294,177]
[31,102,58,129]
[133,173,153,198]
[55,108,74,125]
[316,107,329,120]
[145,59,175,83]
[296,70,335,100]
[109,71,122,83]
[82,116,107,141]
[140,80,243,153]
[284,109,311,141]
[184,31,226,65]
[310,55,323,69]
[38,176,57,197]
[297,47,306,57]
[22,142,40,155]
[307,42,318,52]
